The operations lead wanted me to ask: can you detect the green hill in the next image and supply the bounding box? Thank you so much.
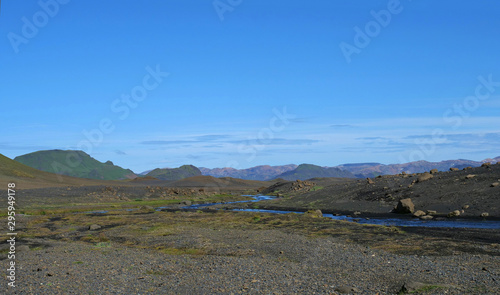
[1,153,40,179]
[14,150,136,180]
[275,164,356,181]
[0,153,119,188]
[146,165,202,180]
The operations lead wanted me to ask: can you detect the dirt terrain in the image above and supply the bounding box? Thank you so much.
[2,209,500,294]
[259,163,500,219]
[2,160,500,294]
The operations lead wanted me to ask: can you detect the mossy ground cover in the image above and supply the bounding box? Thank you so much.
[5,204,499,257]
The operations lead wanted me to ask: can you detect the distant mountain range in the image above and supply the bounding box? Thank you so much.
[199,165,297,181]
[274,164,355,180]
[337,157,500,178]
[202,158,500,180]
[12,149,500,182]
[14,150,136,180]
[145,165,202,180]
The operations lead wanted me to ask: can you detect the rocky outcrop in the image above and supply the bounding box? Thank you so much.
[261,179,316,196]
[417,172,433,183]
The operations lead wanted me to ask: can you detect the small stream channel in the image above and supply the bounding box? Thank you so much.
[180,195,500,230]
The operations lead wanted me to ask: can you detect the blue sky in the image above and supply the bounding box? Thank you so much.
[1,0,499,173]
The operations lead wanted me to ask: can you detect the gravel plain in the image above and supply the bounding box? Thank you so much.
[3,211,500,295]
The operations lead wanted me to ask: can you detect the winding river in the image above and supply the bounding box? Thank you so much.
[181,195,500,230]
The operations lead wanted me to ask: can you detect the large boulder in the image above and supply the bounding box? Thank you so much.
[393,198,415,214]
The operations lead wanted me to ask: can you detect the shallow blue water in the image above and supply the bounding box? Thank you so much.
[234,209,500,229]
[81,195,500,229]
[186,195,500,229]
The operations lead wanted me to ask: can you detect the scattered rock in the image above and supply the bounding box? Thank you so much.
[417,172,433,183]
[447,210,461,217]
[305,209,323,218]
[89,224,102,231]
[481,162,491,167]
[462,205,469,210]
[181,200,192,206]
[335,286,360,294]
[449,167,459,171]
[465,174,476,179]
[491,182,499,187]
[430,168,438,174]
[480,212,489,217]
[420,215,434,220]
[413,210,426,217]
[463,166,472,170]
[393,198,414,214]
[366,178,374,184]
[426,210,437,215]
[398,281,436,294]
